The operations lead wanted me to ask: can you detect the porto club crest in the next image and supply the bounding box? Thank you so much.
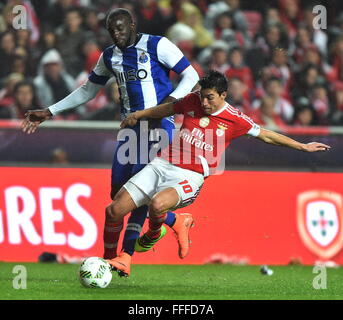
[297,190,343,260]
[139,51,148,63]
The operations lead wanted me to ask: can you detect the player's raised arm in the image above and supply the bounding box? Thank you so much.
[21,80,103,134]
[120,101,177,128]
[256,128,331,152]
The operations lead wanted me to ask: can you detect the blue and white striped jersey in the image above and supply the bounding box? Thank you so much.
[88,33,191,119]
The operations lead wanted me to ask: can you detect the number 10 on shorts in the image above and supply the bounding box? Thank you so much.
[178,180,193,194]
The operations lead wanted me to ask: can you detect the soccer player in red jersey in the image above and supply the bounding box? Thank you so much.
[103,70,330,276]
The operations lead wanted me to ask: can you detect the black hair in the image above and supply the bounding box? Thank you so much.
[293,97,318,125]
[266,76,282,86]
[13,80,40,107]
[65,6,82,17]
[106,8,134,29]
[198,70,228,95]
[214,10,234,29]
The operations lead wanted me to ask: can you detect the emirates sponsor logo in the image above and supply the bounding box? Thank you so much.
[115,121,226,175]
[297,190,343,260]
[180,128,214,151]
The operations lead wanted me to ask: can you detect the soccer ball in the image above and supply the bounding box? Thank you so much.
[79,257,112,288]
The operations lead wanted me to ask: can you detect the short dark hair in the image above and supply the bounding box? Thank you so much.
[198,70,228,94]
[266,76,282,86]
[65,6,82,17]
[106,8,133,28]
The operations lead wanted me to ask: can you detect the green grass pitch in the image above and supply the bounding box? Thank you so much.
[1,262,342,300]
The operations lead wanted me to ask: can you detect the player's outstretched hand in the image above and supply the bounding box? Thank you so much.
[120,112,139,128]
[303,142,331,152]
[21,109,52,134]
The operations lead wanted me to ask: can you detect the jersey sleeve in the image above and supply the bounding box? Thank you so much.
[232,112,261,138]
[88,53,113,85]
[172,92,196,114]
[157,37,191,74]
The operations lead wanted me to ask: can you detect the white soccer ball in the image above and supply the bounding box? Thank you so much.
[79,257,112,288]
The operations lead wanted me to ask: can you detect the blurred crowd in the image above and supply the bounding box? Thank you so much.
[1,0,343,128]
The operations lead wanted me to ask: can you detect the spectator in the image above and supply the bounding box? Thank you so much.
[292,64,327,103]
[328,12,343,48]
[83,7,112,50]
[300,46,332,78]
[11,51,30,77]
[226,77,252,116]
[171,0,208,17]
[166,18,196,46]
[75,38,102,83]
[55,7,87,77]
[207,46,230,74]
[16,29,31,50]
[292,97,317,126]
[310,84,331,125]
[278,0,303,41]
[0,80,38,119]
[32,26,59,67]
[330,82,343,125]
[263,6,283,27]
[260,6,288,44]
[45,0,75,29]
[196,40,229,73]
[263,48,292,97]
[256,23,288,60]
[291,26,316,66]
[225,46,254,90]
[203,0,248,37]
[212,11,247,48]
[0,72,24,108]
[0,31,16,83]
[168,2,213,52]
[224,0,249,37]
[33,49,75,117]
[135,0,176,36]
[254,95,287,130]
[204,0,231,30]
[257,76,294,123]
[329,35,343,85]
[248,23,288,79]
[50,147,70,164]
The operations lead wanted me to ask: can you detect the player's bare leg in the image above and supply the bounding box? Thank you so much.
[103,183,124,259]
[105,188,137,277]
[135,188,194,258]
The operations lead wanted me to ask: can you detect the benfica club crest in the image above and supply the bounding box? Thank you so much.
[297,190,343,260]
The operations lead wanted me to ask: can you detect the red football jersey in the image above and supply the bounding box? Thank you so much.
[160,92,260,176]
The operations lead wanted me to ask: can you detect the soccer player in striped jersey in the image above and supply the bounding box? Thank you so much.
[21,8,199,270]
[104,70,330,276]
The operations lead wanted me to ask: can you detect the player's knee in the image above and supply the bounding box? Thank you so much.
[149,197,165,216]
[105,202,123,222]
